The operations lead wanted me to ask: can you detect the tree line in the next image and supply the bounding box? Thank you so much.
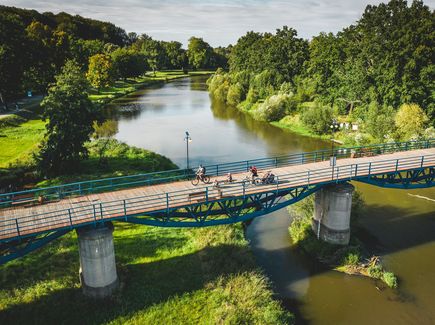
[0,5,228,106]
[208,0,434,142]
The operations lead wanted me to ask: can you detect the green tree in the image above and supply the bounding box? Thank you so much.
[187,37,213,69]
[395,103,429,140]
[92,119,119,164]
[162,41,186,69]
[111,48,147,79]
[364,101,396,141]
[0,12,28,107]
[86,53,115,90]
[38,60,98,175]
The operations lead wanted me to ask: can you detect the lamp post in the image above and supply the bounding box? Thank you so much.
[329,119,339,168]
[330,119,339,156]
[184,131,192,169]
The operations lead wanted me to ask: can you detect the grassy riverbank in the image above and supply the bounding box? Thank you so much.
[0,70,212,168]
[288,194,398,289]
[0,219,293,324]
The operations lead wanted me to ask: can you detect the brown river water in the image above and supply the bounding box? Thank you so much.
[109,76,435,324]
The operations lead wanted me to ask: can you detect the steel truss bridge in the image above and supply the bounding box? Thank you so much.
[0,140,434,265]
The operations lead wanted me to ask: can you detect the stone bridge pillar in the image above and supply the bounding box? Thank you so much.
[77,222,118,298]
[312,183,354,245]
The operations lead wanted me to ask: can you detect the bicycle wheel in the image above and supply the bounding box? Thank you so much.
[203,175,211,184]
[191,177,199,186]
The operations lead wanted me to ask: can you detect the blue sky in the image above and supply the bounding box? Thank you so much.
[2,0,434,46]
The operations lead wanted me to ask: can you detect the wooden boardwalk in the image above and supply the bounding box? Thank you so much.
[0,148,434,240]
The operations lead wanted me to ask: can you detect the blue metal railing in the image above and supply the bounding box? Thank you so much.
[1,152,433,242]
[0,139,433,208]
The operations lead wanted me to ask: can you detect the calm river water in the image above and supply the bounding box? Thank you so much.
[110,76,435,324]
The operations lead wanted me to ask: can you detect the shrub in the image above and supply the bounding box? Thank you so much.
[382,272,398,288]
[255,94,291,122]
[367,264,383,279]
[250,70,283,100]
[300,103,333,134]
[342,251,360,266]
[395,103,429,140]
[227,83,244,106]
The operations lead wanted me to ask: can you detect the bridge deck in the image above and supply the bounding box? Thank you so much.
[1,148,434,240]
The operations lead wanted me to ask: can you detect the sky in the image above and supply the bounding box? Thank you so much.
[2,0,434,47]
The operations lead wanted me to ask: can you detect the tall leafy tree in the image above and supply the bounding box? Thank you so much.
[187,37,213,69]
[0,12,28,107]
[38,60,98,175]
[111,48,147,79]
[86,53,115,90]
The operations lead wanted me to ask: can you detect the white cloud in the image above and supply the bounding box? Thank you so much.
[2,0,434,46]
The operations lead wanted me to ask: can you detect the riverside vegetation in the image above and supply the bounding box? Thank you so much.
[288,193,398,289]
[207,0,434,145]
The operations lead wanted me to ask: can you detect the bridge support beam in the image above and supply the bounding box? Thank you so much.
[312,183,354,245]
[77,222,118,298]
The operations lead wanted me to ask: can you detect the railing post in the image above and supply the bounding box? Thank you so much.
[322,152,325,161]
[420,156,424,168]
[100,203,103,219]
[15,219,21,238]
[336,167,340,181]
[395,159,399,172]
[307,170,310,185]
[355,164,358,177]
[78,183,82,196]
[275,157,278,167]
[242,181,246,198]
[123,200,128,220]
[68,208,73,227]
[93,204,97,225]
[302,153,305,164]
[216,165,219,176]
[166,193,170,216]
[246,161,249,172]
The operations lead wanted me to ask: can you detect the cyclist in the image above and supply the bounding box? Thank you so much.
[249,166,258,184]
[196,164,206,181]
[261,171,275,184]
[226,172,233,183]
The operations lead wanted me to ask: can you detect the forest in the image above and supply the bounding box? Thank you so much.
[0,5,227,106]
[208,0,434,144]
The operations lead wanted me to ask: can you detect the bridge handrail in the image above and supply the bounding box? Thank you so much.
[1,153,434,242]
[0,139,433,208]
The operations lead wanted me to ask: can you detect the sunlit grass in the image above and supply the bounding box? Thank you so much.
[0,223,294,324]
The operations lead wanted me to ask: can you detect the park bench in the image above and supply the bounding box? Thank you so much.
[351,148,376,158]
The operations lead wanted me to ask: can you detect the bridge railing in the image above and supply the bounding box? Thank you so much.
[0,139,433,208]
[1,153,434,241]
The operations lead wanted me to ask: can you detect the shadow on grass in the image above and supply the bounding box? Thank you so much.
[0,242,255,325]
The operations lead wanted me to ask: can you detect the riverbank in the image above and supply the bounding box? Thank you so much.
[0,221,293,324]
[287,194,398,289]
[0,70,213,168]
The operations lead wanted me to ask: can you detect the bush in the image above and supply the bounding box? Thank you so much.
[249,70,283,100]
[300,103,333,134]
[367,264,383,279]
[382,272,398,288]
[395,103,429,140]
[207,72,230,103]
[342,251,361,266]
[227,83,244,106]
[255,94,292,122]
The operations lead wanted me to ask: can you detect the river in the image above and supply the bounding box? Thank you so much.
[109,76,435,324]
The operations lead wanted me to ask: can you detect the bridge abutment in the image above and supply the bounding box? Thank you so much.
[312,183,354,245]
[77,222,118,298]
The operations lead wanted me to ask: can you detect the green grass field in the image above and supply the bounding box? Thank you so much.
[0,223,294,324]
[0,118,45,168]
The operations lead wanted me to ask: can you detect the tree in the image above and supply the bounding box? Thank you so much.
[38,60,98,175]
[86,53,115,90]
[0,12,28,108]
[395,103,429,140]
[187,37,213,69]
[162,41,186,69]
[92,119,118,164]
[111,48,147,79]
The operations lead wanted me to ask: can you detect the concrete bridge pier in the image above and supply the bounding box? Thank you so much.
[77,222,118,298]
[312,183,354,245]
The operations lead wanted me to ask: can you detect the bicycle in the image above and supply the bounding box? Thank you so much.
[191,174,211,186]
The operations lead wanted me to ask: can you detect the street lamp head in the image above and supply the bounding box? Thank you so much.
[185,131,189,137]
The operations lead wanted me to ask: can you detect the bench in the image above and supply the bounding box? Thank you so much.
[351,148,376,158]
[11,194,44,206]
